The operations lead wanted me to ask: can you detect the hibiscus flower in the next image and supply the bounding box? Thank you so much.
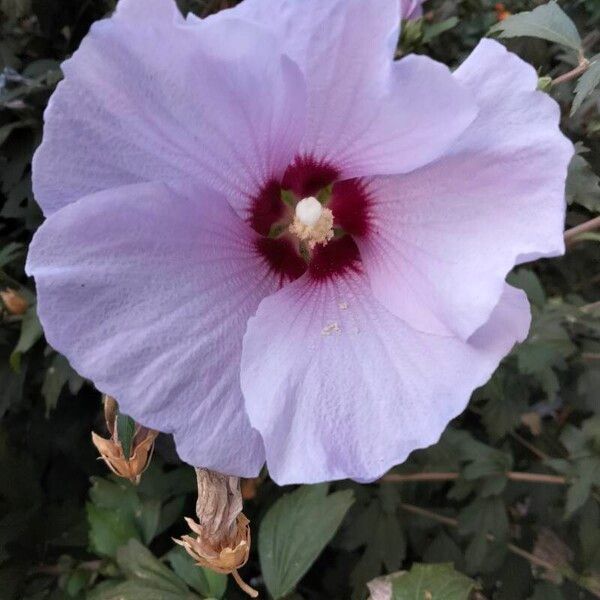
[27,0,572,484]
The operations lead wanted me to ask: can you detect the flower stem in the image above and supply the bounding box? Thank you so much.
[232,570,259,598]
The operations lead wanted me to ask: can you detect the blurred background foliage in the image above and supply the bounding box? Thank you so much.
[1,0,600,598]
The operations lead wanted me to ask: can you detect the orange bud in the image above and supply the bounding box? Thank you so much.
[1,288,28,315]
[494,3,511,21]
[91,395,158,484]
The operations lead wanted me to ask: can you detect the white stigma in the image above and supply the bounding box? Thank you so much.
[289,196,335,250]
[295,196,323,228]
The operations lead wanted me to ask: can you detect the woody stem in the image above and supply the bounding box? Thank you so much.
[380,471,566,484]
[565,215,600,247]
[552,53,590,86]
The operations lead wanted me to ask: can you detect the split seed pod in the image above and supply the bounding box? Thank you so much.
[175,469,257,597]
[91,395,158,484]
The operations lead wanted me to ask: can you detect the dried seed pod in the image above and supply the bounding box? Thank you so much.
[91,395,158,484]
[0,288,28,315]
[175,468,257,598]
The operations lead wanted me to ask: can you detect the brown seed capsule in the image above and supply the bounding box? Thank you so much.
[175,468,258,598]
[91,395,158,484]
[0,288,28,315]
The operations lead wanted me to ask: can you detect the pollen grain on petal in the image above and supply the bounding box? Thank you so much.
[321,322,341,336]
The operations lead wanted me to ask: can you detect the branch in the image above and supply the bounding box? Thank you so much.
[565,216,600,247]
[552,60,590,86]
[380,471,566,484]
[510,431,549,461]
[552,53,590,87]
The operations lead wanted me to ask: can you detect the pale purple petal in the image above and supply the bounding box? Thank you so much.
[114,0,184,23]
[27,182,282,476]
[214,0,476,178]
[356,39,573,339]
[33,10,306,217]
[240,266,530,484]
[399,0,424,20]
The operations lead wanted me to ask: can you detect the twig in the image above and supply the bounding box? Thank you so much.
[510,431,549,461]
[381,472,459,482]
[398,503,600,599]
[552,50,590,87]
[380,471,566,485]
[399,502,458,528]
[506,472,566,484]
[565,216,600,247]
[552,59,590,86]
[581,301,600,314]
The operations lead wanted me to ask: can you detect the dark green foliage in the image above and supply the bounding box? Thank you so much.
[258,484,354,599]
[391,563,475,600]
[1,0,600,599]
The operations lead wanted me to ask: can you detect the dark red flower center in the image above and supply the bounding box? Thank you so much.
[250,155,371,285]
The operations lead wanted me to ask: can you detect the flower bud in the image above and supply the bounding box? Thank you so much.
[537,76,553,93]
[91,395,158,484]
[1,288,28,315]
[175,468,258,598]
[494,3,511,21]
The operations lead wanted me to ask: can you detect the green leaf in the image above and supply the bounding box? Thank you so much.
[116,539,191,595]
[41,353,77,415]
[86,503,141,558]
[507,269,546,308]
[65,569,88,596]
[0,120,36,147]
[571,59,600,115]
[117,413,136,460]
[0,360,26,418]
[9,306,42,370]
[528,582,565,600]
[482,396,527,444]
[391,563,475,600]
[458,497,509,573]
[87,476,169,548]
[489,1,582,52]
[167,546,227,598]
[259,484,354,599]
[422,17,459,43]
[138,498,161,545]
[579,502,600,571]
[565,146,600,213]
[0,242,24,268]
[344,498,407,597]
[564,456,600,518]
[90,580,199,600]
